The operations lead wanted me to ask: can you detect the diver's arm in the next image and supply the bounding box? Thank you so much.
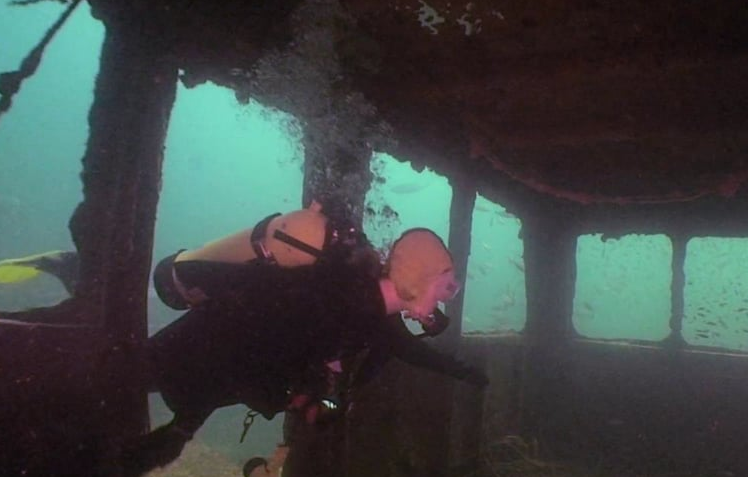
[349,346,393,388]
[380,316,488,387]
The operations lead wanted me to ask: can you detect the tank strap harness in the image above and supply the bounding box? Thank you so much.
[250,213,281,264]
[272,229,324,259]
[250,212,327,263]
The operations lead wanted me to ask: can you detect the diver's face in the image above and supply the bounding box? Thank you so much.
[403,270,461,322]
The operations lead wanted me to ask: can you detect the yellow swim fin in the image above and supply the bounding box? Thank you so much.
[0,251,71,285]
[0,263,43,283]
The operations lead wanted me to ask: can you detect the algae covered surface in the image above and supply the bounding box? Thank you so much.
[147,440,243,477]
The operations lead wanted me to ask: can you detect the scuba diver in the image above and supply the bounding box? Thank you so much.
[119,215,488,477]
[0,203,487,476]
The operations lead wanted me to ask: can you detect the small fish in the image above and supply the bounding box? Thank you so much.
[490,313,507,322]
[507,257,525,273]
[496,209,517,220]
[389,182,430,194]
[477,264,492,276]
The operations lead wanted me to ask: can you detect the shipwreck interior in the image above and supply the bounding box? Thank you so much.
[1,0,748,476]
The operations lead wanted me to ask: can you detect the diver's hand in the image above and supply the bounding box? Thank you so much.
[288,393,343,424]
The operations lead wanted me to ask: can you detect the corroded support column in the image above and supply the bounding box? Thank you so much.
[519,213,577,451]
[68,16,178,437]
[665,234,687,348]
[0,12,178,476]
[522,214,576,346]
[444,174,476,346]
[384,174,476,476]
[445,176,486,471]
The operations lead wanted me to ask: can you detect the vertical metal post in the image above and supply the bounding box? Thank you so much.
[519,213,577,445]
[69,19,178,439]
[444,174,476,348]
[666,234,687,348]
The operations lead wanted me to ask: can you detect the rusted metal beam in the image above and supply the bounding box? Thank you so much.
[68,13,177,453]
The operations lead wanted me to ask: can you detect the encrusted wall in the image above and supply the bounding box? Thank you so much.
[459,337,748,476]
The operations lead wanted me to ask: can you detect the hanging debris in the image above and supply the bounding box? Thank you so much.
[0,0,81,120]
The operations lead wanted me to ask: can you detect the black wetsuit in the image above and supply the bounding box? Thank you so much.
[150,256,481,410]
[126,256,485,476]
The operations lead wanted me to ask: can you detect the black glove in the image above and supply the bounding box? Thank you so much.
[243,457,268,477]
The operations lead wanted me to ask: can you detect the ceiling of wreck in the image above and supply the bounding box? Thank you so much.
[342,0,748,204]
[92,0,748,206]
